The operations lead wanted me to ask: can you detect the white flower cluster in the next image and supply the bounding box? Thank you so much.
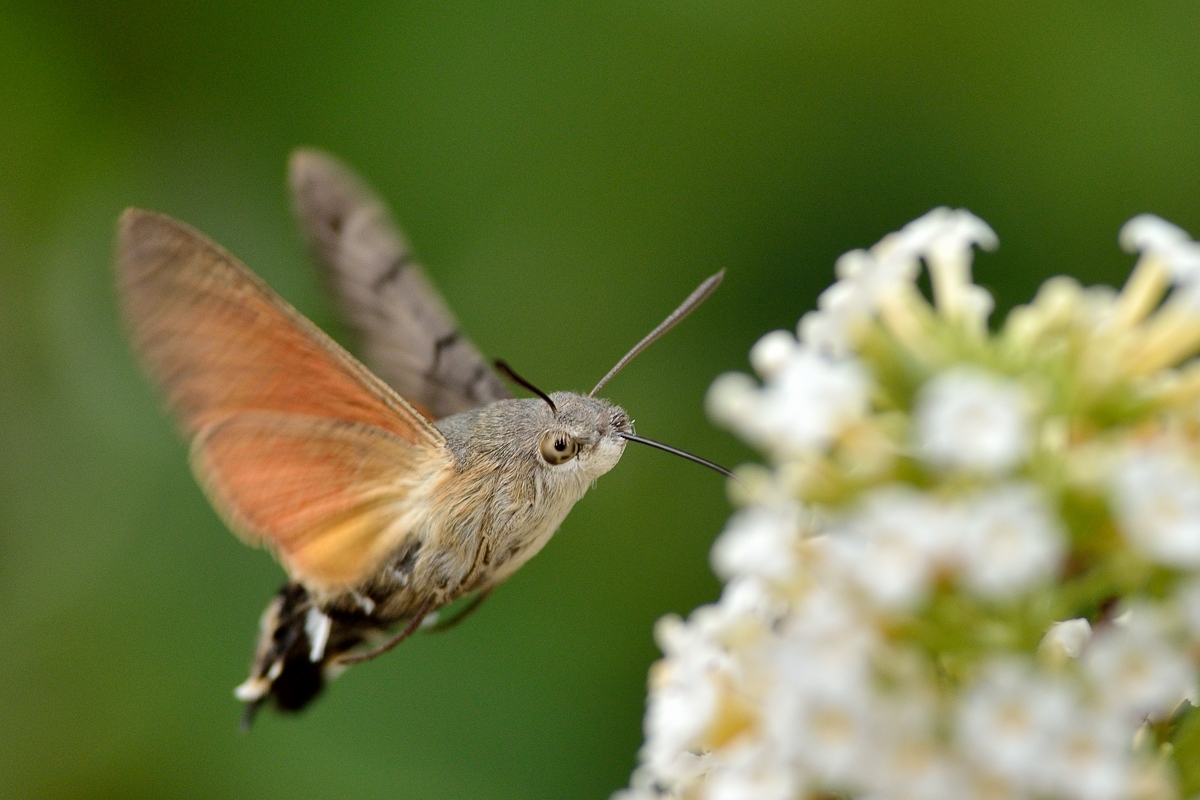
[618,210,1200,800]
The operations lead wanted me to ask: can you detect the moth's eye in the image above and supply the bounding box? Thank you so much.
[539,431,579,465]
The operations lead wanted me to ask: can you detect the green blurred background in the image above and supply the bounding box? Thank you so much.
[2,1,1199,797]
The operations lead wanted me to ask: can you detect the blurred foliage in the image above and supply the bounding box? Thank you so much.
[1,1,1198,798]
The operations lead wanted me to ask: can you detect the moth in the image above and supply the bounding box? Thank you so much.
[116,149,729,727]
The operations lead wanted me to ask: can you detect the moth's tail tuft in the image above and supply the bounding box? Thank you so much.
[236,583,353,728]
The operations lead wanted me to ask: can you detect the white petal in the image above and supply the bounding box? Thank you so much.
[1040,618,1093,660]
[959,483,1065,599]
[915,367,1031,475]
[1082,605,1196,720]
[748,330,798,379]
[1110,445,1200,568]
[711,503,801,581]
[956,660,1076,786]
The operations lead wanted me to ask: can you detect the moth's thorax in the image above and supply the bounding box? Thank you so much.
[318,393,632,618]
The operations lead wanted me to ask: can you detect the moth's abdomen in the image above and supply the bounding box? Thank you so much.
[235,582,384,726]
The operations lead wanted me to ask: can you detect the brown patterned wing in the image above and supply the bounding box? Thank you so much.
[289,148,511,420]
[116,209,449,591]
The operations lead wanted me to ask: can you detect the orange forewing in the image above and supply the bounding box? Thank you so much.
[117,209,449,590]
[116,209,440,444]
[193,415,445,590]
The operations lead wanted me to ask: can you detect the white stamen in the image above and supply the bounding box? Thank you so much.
[1119,214,1200,288]
[1040,618,1093,661]
[1119,214,1191,255]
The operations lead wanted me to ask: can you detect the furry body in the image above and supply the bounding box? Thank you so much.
[236,394,631,717]
[115,151,703,725]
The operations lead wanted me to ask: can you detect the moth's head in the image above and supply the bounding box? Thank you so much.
[486,269,734,487]
[535,392,631,481]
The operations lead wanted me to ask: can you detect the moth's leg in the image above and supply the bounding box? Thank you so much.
[336,596,437,666]
[240,699,263,732]
[426,589,492,633]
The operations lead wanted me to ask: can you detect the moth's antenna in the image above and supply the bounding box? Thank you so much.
[590,270,725,397]
[619,432,738,481]
[494,360,557,413]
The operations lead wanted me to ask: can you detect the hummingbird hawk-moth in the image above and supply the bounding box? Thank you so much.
[116,149,728,727]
